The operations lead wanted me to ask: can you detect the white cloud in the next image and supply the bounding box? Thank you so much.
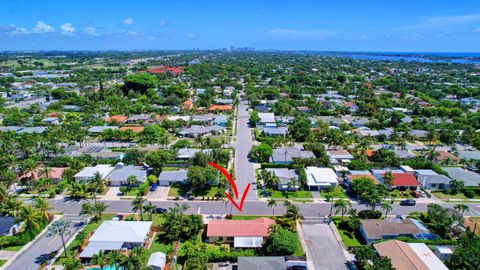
[5,25,28,36]
[32,21,55,33]
[84,26,99,36]
[60,23,75,36]
[394,13,480,31]
[123,17,135,25]
[268,28,333,40]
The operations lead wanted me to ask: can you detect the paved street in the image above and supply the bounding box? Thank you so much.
[234,99,257,199]
[5,215,84,270]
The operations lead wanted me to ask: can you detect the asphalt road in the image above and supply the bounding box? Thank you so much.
[234,100,257,199]
[5,215,84,270]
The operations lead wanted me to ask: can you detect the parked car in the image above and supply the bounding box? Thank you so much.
[149,182,158,192]
[155,207,167,214]
[400,199,416,206]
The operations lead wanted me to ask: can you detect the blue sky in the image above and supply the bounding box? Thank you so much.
[0,0,479,52]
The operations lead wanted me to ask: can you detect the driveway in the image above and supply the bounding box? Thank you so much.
[102,186,121,200]
[300,223,350,270]
[234,99,257,199]
[147,186,169,201]
[4,215,84,270]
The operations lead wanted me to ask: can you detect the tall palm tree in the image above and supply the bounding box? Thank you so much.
[19,204,43,230]
[325,192,334,216]
[449,179,465,195]
[383,171,394,190]
[334,198,352,219]
[90,172,104,204]
[143,202,156,220]
[34,197,51,221]
[283,200,292,208]
[285,204,303,231]
[132,195,146,220]
[380,201,393,218]
[46,220,72,259]
[454,204,469,217]
[94,202,108,220]
[267,198,277,217]
[91,250,109,269]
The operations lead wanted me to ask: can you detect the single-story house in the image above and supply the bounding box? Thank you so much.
[263,127,288,137]
[305,167,338,191]
[106,115,128,123]
[269,147,315,164]
[107,164,149,186]
[374,172,420,190]
[147,252,166,270]
[457,150,480,161]
[79,221,152,258]
[88,126,119,134]
[237,256,287,270]
[434,151,460,165]
[393,150,417,159]
[346,170,378,185]
[355,127,380,137]
[415,170,451,190]
[350,118,369,127]
[119,126,145,133]
[191,115,213,123]
[411,129,428,140]
[208,105,233,112]
[214,98,233,105]
[0,216,22,236]
[206,218,275,248]
[317,116,346,127]
[374,240,448,270]
[17,126,47,134]
[158,170,188,186]
[19,167,67,183]
[213,115,228,126]
[126,114,151,124]
[441,167,480,187]
[178,125,226,137]
[258,113,276,126]
[265,168,299,191]
[176,148,211,160]
[327,149,354,165]
[254,105,270,113]
[360,218,437,244]
[74,164,115,182]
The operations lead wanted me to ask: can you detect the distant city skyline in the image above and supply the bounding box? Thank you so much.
[0,0,480,52]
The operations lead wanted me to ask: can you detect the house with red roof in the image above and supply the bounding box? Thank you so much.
[144,66,185,76]
[208,105,233,112]
[373,170,420,190]
[206,218,275,248]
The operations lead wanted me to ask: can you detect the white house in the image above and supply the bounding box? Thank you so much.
[258,113,276,126]
[74,164,115,182]
[80,221,152,258]
[305,167,338,191]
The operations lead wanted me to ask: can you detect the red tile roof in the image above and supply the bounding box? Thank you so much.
[387,173,420,187]
[207,218,275,237]
[208,105,233,111]
[106,115,128,123]
[145,66,185,75]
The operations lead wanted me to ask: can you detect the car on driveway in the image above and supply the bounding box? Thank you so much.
[149,182,158,192]
[400,199,416,206]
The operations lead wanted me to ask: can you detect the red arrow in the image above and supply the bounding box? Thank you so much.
[208,162,250,212]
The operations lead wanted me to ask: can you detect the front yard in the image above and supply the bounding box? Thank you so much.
[269,190,313,199]
[168,185,221,198]
[331,217,364,248]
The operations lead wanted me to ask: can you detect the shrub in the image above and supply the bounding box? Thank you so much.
[264,228,298,256]
[225,214,233,219]
[463,189,475,198]
[358,210,382,219]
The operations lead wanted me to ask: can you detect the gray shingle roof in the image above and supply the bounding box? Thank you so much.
[441,167,480,186]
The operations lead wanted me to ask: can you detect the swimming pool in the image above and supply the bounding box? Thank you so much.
[89,266,121,270]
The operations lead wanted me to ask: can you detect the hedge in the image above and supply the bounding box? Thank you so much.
[358,210,382,219]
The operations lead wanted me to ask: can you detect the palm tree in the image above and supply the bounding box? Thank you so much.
[334,198,352,219]
[283,200,292,208]
[62,257,83,270]
[449,179,465,195]
[91,250,109,269]
[325,192,334,216]
[132,195,146,220]
[93,202,108,220]
[34,197,51,221]
[285,204,303,230]
[19,204,43,230]
[383,171,394,190]
[4,197,23,217]
[79,202,94,221]
[454,204,469,217]
[126,175,138,190]
[380,201,393,218]
[267,198,277,217]
[425,146,439,161]
[0,184,9,204]
[143,202,156,220]
[90,172,103,204]
[107,250,124,270]
[189,253,212,270]
[46,220,72,258]
[365,192,381,211]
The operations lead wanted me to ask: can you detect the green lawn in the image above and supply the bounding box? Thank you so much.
[1,245,23,251]
[320,186,348,199]
[331,217,363,247]
[0,260,6,267]
[269,190,312,199]
[431,191,480,200]
[293,234,305,256]
[231,215,269,220]
[124,188,142,196]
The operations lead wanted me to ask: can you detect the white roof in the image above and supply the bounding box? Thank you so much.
[258,112,275,123]
[305,167,338,187]
[234,237,264,248]
[408,243,448,270]
[89,221,152,243]
[400,165,415,172]
[147,252,166,268]
[79,241,123,258]
[74,164,115,179]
